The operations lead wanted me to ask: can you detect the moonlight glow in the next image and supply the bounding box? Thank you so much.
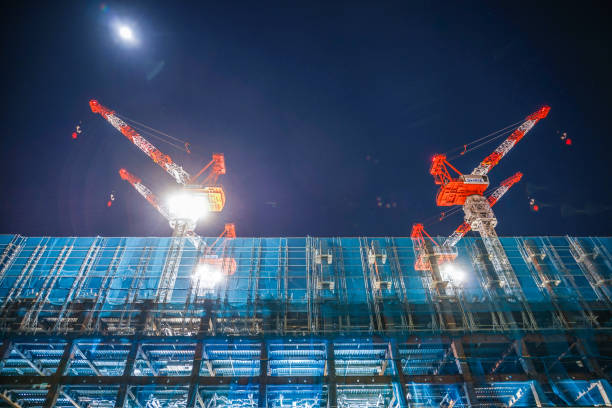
[118,25,135,43]
[118,25,134,41]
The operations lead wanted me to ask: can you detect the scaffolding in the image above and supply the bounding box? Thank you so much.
[0,234,611,407]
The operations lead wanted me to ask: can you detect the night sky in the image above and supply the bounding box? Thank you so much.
[1,1,611,238]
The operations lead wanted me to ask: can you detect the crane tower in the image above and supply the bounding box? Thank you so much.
[92,99,231,304]
[419,106,549,330]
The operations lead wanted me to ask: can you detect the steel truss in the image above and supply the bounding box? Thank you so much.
[0,332,611,408]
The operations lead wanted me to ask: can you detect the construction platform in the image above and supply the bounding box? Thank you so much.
[0,234,610,407]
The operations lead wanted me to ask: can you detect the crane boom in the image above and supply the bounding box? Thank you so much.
[119,168,171,220]
[442,172,523,247]
[91,100,191,185]
[471,106,550,176]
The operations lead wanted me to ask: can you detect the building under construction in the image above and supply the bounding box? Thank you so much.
[0,233,611,407]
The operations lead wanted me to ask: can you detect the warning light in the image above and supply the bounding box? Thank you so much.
[533,204,539,212]
[71,132,78,139]
[107,200,112,208]
[565,138,572,146]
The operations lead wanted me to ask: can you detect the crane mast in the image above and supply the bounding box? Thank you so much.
[90,100,191,185]
[411,171,522,270]
[442,172,523,248]
[119,168,237,302]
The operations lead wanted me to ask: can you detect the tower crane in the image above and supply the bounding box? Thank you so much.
[90,98,231,306]
[420,106,549,331]
[430,106,549,207]
[90,99,226,212]
[119,168,236,302]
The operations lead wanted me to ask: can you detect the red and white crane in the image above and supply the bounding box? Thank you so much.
[92,99,233,301]
[90,99,226,212]
[429,106,549,207]
[423,105,549,320]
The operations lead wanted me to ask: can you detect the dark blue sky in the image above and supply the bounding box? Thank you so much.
[1,1,611,237]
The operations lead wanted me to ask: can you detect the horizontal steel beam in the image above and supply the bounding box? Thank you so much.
[0,372,601,386]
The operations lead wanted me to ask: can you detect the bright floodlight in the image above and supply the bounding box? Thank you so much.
[440,262,465,284]
[167,192,209,223]
[193,263,224,289]
[118,25,134,41]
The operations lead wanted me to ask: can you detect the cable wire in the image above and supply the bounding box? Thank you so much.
[443,118,523,157]
[116,113,188,144]
[129,124,188,152]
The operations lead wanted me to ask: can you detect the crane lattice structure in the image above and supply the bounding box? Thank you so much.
[417,106,549,331]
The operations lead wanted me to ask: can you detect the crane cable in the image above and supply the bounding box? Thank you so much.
[130,124,188,152]
[115,113,191,153]
[443,118,524,160]
[447,127,516,161]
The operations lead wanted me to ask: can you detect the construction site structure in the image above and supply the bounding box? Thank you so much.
[0,233,611,408]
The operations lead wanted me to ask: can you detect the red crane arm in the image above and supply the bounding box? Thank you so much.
[119,168,171,220]
[411,223,439,249]
[189,153,226,186]
[486,171,523,207]
[91,100,192,185]
[430,155,463,186]
[471,106,550,176]
[209,223,236,249]
[442,171,523,247]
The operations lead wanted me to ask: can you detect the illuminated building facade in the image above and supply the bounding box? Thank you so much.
[0,234,611,407]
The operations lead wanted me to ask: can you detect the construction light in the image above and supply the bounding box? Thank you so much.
[167,192,209,222]
[440,262,465,284]
[192,263,224,289]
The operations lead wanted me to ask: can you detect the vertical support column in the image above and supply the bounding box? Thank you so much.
[43,339,73,408]
[388,339,408,408]
[327,340,337,408]
[515,337,550,406]
[529,382,543,407]
[186,341,204,408]
[574,337,607,380]
[114,340,139,408]
[258,340,268,408]
[596,381,612,406]
[0,340,13,373]
[187,317,208,408]
[514,337,537,376]
[451,338,477,408]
